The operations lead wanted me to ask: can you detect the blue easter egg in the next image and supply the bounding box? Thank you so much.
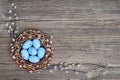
[28,47,37,56]
[29,56,40,63]
[37,47,46,59]
[22,40,32,49]
[32,38,41,49]
[20,49,29,60]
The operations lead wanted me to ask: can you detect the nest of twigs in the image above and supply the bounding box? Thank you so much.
[11,30,54,72]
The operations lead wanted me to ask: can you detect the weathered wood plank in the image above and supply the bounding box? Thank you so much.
[11,0,120,20]
[0,0,120,80]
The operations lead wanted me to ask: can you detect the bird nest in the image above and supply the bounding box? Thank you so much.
[11,30,54,72]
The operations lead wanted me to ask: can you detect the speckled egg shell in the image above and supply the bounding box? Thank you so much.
[20,49,29,60]
[22,40,32,49]
[32,38,41,49]
[38,47,46,59]
[28,56,40,63]
[28,47,37,56]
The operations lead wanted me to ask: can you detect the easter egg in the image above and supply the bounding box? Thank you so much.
[28,47,37,56]
[20,49,29,60]
[32,38,41,49]
[38,47,46,59]
[22,40,32,49]
[29,56,40,63]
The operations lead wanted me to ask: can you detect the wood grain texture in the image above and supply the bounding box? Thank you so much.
[0,0,120,80]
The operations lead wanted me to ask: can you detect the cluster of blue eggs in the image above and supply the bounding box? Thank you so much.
[20,38,46,63]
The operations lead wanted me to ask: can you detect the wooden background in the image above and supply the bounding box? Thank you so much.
[0,0,120,80]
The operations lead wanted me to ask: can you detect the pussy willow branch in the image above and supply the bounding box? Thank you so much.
[7,3,18,42]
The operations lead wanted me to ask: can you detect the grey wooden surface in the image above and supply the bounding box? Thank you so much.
[0,0,120,80]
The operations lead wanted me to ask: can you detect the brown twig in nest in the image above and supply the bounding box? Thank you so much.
[11,30,54,72]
